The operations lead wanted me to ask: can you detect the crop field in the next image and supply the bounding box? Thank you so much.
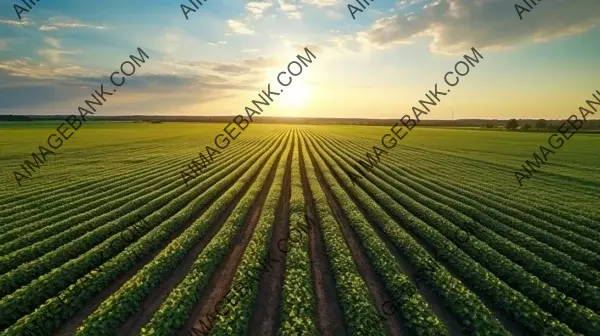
[0,122,599,336]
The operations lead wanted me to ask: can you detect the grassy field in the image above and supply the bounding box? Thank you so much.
[0,122,599,335]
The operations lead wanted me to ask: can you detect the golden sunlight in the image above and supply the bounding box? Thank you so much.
[279,80,312,110]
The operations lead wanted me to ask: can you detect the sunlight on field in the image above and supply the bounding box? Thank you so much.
[1,124,599,336]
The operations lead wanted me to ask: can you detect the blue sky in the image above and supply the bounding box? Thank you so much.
[0,0,599,119]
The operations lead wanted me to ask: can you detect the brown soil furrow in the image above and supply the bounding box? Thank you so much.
[304,130,526,336]
[298,135,346,336]
[178,133,291,336]
[302,133,406,336]
[116,146,273,336]
[305,131,464,336]
[246,134,295,336]
[53,182,238,336]
[53,136,284,336]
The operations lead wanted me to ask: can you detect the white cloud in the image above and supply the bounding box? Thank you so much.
[300,0,339,7]
[0,18,30,26]
[358,0,600,55]
[39,26,58,31]
[228,20,254,35]
[279,0,302,19]
[246,2,273,19]
[39,17,106,31]
[0,58,89,79]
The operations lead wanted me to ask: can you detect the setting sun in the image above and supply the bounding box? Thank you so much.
[279,80,312,109]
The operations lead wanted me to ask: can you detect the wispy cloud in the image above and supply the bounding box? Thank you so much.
[279,0,302,19]
[246,2,273,19]
[38,49,80,63]
[300,0,339,8]
[37,37,80,63]
[39,17,106,31]
[43,37,61,49]
[228,20,254,35]
[0,18,30,26]
[0,58,89,79]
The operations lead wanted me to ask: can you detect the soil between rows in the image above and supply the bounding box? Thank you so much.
[302,132,406,336]
[246,133,294,335]
[306,131,464,336]
[177,132,291,335]
[53,136,283,336]
[307,130,526,336]
[299,135,347,336]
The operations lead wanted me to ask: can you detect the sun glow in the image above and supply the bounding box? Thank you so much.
[279,80,312,109]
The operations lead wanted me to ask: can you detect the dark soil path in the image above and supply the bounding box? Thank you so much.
[177,134,291,336]
[302,133,406,336]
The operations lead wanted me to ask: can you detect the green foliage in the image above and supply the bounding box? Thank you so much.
[305,129,599,335]
[535,119,548,130]
[1,124,598,335]
[505,119,519,130]
[76,133,289,336]
[277,131,318,336]
[301,136,402,336]
[0,131,283,335]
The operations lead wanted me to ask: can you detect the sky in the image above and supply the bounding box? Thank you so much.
[0,0,599,120]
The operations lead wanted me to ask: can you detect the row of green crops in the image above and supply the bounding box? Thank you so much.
[395,160,600,270]
[299,134,388,336]
[0,133,285,335]
[317,130,600,335]
[0,136,269,273]
[0,132,265,234]
[301,130,511,335]
[302,131,508,335]
[75,131,290,335]
[0,147,199,232]
[315,133,600,311]
[301,130,577,335]
[0,124,223,207]
[0,138,257,243]
[387,141,600,230]
[324,127,599,226]
[349,140,600,286]
[181,130,296,336]
[0,134,279,297]
[0,159,187,255]
[0,138,191,218]
[406,154,600,253]
[311,131,600,335]
[276,131,318,335]
[350,136,600,270]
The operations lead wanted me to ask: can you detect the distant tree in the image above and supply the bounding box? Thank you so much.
[522,123,532,131]
[534,119,548,130]
[505,119,519,130]
[485,124,495,128]
[546,123,556,131]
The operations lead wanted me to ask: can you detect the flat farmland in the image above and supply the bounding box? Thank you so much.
[0,123,599,336]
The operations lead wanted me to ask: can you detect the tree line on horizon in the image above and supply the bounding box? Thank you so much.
[502,118,600,131]
[1,115,599,130]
